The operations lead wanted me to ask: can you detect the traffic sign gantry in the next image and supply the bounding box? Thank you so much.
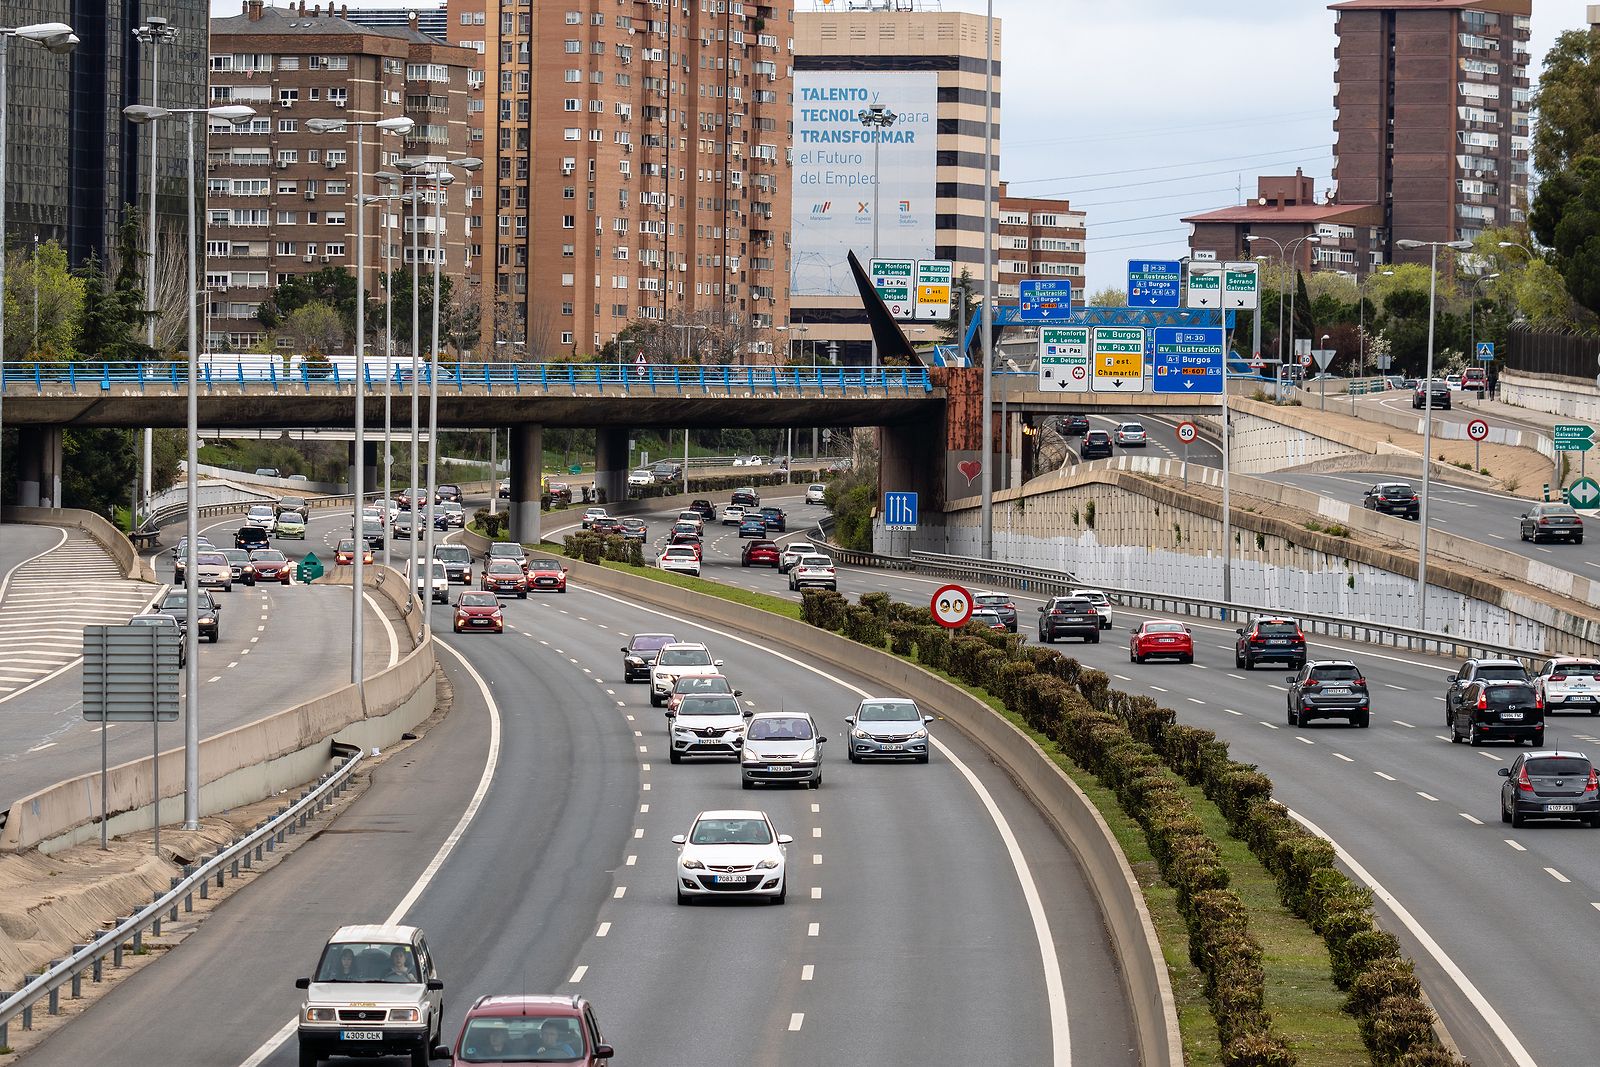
[1153,327,1224,394]
[1554,424,1595,453]
[1185,263,1223,309]
[1569,476,1600,509]
[931,584,973,629]
[1092,326,1146,392]
[1038,326,1089,392]
[1018,279,1074,321]
[1466,418,1489,443]
[1127,260,1182,308]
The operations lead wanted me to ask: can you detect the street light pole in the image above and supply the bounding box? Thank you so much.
[134,17,175,525]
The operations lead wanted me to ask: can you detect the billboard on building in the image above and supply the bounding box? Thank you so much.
[791,71,937,298]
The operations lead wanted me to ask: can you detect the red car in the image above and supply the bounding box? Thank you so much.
[453,591,504,634]
[526,556,569,593]
[438,994,613,1065]
[248,549,292,585]
[741,539,780,568]
[1130,620,1194,664]
[591,516,621,535]
[481,560,529,598]
[669,531,703,559]
[334,539,373,566]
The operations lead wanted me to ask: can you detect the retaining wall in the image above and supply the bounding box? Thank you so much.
[1502,369,1600,422]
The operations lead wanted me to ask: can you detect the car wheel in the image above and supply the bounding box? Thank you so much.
[676,888,690,906]
[669,750,682,764]
[299,1047,319,1067]
[411,1044,429,1067]
[1356,713,1370,728]
[809,776,821,790]
[740,778,754,790]
[772,881,787,906]
[1450,719,1462,743]
[1500,799,1511,823]
[1243,657,1254,670]
[1234,653,1244,668]
[1578,536,1585,544]
[1510,806,1525,828]
[1287,706,1297,726]
[518,591,527,599]
[916,753,930,764]
[224,581,232,592]
[1131,650,1141,663]
[453,625,462,634]
[649,692,662,707]
[1469,723,1483,747]
[1181,654,1193,664]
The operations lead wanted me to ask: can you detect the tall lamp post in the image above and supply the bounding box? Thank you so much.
[1468,272,1500,363]
[307,115,414,689]
[364,190,405,568]
[133,16,177,523]
[1245,233,1321,395]
[857,103,897,372]
[671,322,706,362]
[124,101,257,829]
[1395,237,1473,632]
[0,21,78,527]
[1350,268,1394,411]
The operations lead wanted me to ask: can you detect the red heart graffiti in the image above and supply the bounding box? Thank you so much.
[958,459,982,484]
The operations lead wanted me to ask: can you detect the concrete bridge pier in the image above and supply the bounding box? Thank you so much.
[593,428,629,506]
[347,439,379,497]
[15,426,64,508]
[510,424,543,545]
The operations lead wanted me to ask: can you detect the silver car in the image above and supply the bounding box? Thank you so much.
[741,711,826,789]
[845,697,933,763]
[972,591,1018,632]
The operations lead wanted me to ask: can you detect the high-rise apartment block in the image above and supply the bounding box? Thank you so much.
[996,182,1084,304]
[207,1,477,350]
[446,0,793,359]
[1330,0,1531,265]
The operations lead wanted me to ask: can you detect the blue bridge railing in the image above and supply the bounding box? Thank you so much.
[0,360,934,397]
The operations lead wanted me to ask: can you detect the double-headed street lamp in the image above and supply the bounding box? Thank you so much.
[857,103,897,373]
[133,16,177,519]
[1395,236,1473,633]
[307,115,414,690]
[1245,233,1322,394]
[124,101,256,829]
[0,22,78,527]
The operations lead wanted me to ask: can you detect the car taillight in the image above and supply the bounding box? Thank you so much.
[1539,518,1550,525]
[1478,692,1488,710]
[1085,607,1097,615]
[1535,693,1544,710]
[1550,674,1567,682]
[1518,767,1535,793]
[1295,630,1305,642]
[1354,678,1365,688]
[1302,679,1318,688]
[1577,518,1585,526]
[1005,604,1016,611]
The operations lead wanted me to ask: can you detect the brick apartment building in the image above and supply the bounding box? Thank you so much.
[206,1,476,351]
[1329,0,1531,263]
[444,0,793,360]
[996,182,1084,304]
[1184,171,1383,276]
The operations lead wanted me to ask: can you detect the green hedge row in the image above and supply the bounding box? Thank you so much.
[562,531,645,567]
[801,590,1466,1067]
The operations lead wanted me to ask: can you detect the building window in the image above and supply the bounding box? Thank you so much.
[562,216,576,229]
[561,332,574,345]
[564,40,581,54]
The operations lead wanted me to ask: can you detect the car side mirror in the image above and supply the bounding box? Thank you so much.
[818,736,827,743]
[620,647,629,653]
[923,715,935,724]
[426,978,444,991]
[1519,513,1528,520]
[430,1044,453,1061]
[671,834,687,845]
[734,689,744,697]
[1128,626,1137,633]
[593,1044,615,1059]
[1235,627,1245,635]
[713,659,724,667]
[1497,767,1511,777]
[1036,605,1045,613]
[664,709,676,718]
[777,834,794,845]
[843,715,855,724]
[295,977,310,989]
[743,709,754,718]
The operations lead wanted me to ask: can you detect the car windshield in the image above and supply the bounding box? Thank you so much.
[436,547,470,562]
[749,541,776,551]
[786,543,814,554]
[1552,661,1600,675]
[690,818,773,845]
[198,553,227,565]
[664,546,696,557]
[279,512,304,524]
[1144,622,1185,634]
[460,593,498,607]
[810,484,825,492]
[128,615,174,628]
[675,676,731,695]
[1543,505,1578,518]
[1122,423,1145,433]
[488,562,522,574]
[971,609,1000,621]
[1086,431,1109,441]
[748,716,814,741]
[975,595,1009,608]
[1526,757,1592,777]
[338,540,357,551]
[630,635,675,652]
[658,648,712,667]
[1255,622,1298,636]
[315,942,418,983]
[1056,599,1092,611]
[1485,684,1536,706]
[439,485,460,494]
[1310,665,1361,681]
[458,1017,584,1063]
[1378,484,1414,496]
[858,701,920,722]
[530,559,562,571]
[490,544,522,556]
[279,498,306,509]
[223,550,249,562]
[1477,664,1529,681]
[251,550,285,562]
[678,696,741,716]
[622,519,645,529]
[800,556,831,567]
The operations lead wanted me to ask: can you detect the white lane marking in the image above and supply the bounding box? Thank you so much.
[613,886,626,899]
[641,763,650,771]
[1480,752,1504,762]
[811,853,822,865]
[1418,792,1439,802]
[1393,720,1414,728]
[625,855,636,866]
[1332,753,1355,763]
[1113,674,1132,682]
[1505,840,1526,852]
[1149,685,1168,693]
[800,965,814,981]
[580,583,1075,1067]
[1260,722,1279,730]
[1385,684,1407,691]
[1547,868,1571,884]
[639,803,649,813]
[811,827,822,838]
[1226,709,1242,716]
[207,675,222,683]
[634,828,644,839]
[1290,810,1536,1067]
[810,886,821,899]
[807,922,820,937]
[569,965,588,983]
[642,783,651,792]
[1295,736,1315,745]
[1374,771,1396,782]
[596,923,611,938]
[810,803,820,813]
[234,638,503,1067]
[363,590,401,668]
[1460,813,1484,825]
[26,741,57,752]
[1186,697,1205,706]
[788,1013,805,1032]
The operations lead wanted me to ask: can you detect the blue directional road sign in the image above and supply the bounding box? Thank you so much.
[1152,327,1225,394]
[884,491,919,529]
[1476,341,1495,361]
[1127,260,1182,309]
[1018,279,1074,321]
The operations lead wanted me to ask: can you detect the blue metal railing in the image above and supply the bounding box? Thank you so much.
[0,360,935,398]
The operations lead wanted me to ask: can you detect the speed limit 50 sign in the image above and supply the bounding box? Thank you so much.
[1175,421,1198,445]
[931,584,973,629]
[1466,418,1489,442]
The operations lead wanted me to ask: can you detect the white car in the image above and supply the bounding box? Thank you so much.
[788,554,837,592]
[778,541,817,573]
[1113,422,1147,447]
[1069,588,1115,630]
[408,561,449,604]
[676,510,704,533]
[246,504,277,532]
[650,641,723,706]
[721,504,746,527]
[742,711,826,789]
[657,545,701,578]
[1534,657,1600,715]
[628,468,654,487]
[295,924,445,1066]
[438,500,465,528]
[363,506,386,527]
[1446,373,1463,390]
[667,690,748,763]
[805,483,827,505]
[581,506,609,530]
[673,809,791,905]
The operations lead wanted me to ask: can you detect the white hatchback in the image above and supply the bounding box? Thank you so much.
[1113,422,1147,447]
[246,504,277,532]
[673,809,791,905]
[805,483,827,505]
[1535,657,1600,715]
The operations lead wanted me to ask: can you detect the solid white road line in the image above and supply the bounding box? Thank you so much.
[364,590,401,668]
[1290,810,1536,1067]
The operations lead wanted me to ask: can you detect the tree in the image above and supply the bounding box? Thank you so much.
[1529,155,1600,317]
[445,282,482,358]
[1533,28,1600,179]
[75,253,149,362]
[257,266,358,337]
[1086,286,1123,307]
[3,239,84,359]
[936,268,981,344]
[279,301,347,356]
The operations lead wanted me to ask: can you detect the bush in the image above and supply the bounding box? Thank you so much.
[842,606,887,649]
[473,508,507,539]
[1221,1032,1299,1067]
[799,589,849,631]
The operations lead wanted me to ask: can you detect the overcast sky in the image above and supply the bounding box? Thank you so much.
[210,0,1596,292]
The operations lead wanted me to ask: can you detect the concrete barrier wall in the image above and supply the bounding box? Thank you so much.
[3,506,156,584]
[560,558,1182,1067]
[1339,395,1553,458]
[1502,370,1600,422]
[190,462,343,494]
[0,564,437,853]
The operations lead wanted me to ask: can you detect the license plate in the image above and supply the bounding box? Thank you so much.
[1547,804,1575,813]
[1501,712,1524,721]
[471,619,489,626]
[767,765,788,773]
[881,743,903,751]
[1158,637,1175,643]
[1267,639,1289,645]
[1324,688,1350,696]
[342,1031,382,1042]
[713,874,748,884]
[1569,694,1592,701]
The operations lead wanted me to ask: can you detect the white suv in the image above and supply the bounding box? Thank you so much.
[1069,588,1114,630]
[788,554,837,592]
[409,561,450,604]
[1534,657,1600,715]
[295,924,445,1067]
[721,504,746,526]
[650,642,723,706]
[778,541,817,573]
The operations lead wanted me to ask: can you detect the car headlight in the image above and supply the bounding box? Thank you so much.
[200,615,216,625]
[912,729,927,739]
[625,656,643,665]
[755,858,779,870]
[681,858,705,870]
[389,1008,420,1023]
[674,727,695,738]
[800,746,817,761]
[305,1008,337,1022]
[852,729,869,739]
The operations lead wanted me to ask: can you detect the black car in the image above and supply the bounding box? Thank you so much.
[1061,414,1090,437]
[730,488,760,508]
[157,590,220,643]
[1451,680,1544,746]
[127,612,186,667]
[434,544,473,584]
[688,499,716,522]
[1411,379,1451,410]
[1037,597,1101,644]
[235,525,271,552]
[1520,503,1583,544]
[1080,429,1113,460]
[759,506,787,532]
[1445,658,1530,720]
[1235,617,1305,670]
[435,483,462,504]
[1362,482,1419,520]
[622,632,678,683]
[1285,661,1370,727]
[1498,751,1600,827]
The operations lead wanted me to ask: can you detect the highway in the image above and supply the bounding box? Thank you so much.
[0,503,406,812]
[19,521,1139,1067]
[595,489,1598,1067]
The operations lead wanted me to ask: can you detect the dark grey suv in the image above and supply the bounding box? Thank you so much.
[1037,597,1101,644]
[1285,661,1370,727]
[1450,680,1544,747]
[1498,751,1600,827]
[973,591,1018,633]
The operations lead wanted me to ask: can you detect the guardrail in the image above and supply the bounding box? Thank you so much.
[0,748,363,1047]
[0,360,933,398]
